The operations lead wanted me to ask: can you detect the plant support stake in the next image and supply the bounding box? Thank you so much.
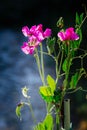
[64,99,70,130]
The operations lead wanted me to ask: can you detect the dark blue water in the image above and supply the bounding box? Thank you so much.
[0,29,57,130]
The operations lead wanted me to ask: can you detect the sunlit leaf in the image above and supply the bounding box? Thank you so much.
[34,122,45,130]
[43,114,53,130]
[47,75,56,95]
[34,114,53,130]
[39,86,53,102]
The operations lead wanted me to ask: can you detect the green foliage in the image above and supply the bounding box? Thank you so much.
[62,58,72,72]
[34,114,53,130]
[70,68,86,89]
[39,75,56,102]
[47,75,56,95]
[16,102,24,119]
[53,88,62,103]
[46,37,56,54]
[39,86,53,102]
[76,12,84,26]
[70,72,79,89]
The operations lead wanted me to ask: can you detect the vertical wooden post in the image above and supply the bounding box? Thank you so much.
[64,99,70,130]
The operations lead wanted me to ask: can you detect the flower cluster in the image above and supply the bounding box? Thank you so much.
[21,25,79,55]
[21,24,51,54]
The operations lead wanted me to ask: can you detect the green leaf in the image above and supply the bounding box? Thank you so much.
[76,12,80,25]
[34,122,45,130]
[47,75,56,95]
[62,59,67,72]
[40,86,52,96]
[46,37,56,54]
[39,75,56,102]
[16,102,24,119]
[53,88,62,103]
[70,72,79,89]
[43,114,53,130]
[39,86,53,102]
[34,114,53,130]
[80,13,84,23]
[62,58,72,72]
[70,68,86,89]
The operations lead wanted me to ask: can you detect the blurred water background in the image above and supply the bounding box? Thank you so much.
[0,0,87,130]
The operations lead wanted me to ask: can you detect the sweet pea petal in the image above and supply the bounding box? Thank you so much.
[22,26,30,37]
[65,27,79,40]
[36,24,43,32]
[44,28,52,38]
[21,42,35,55]
[29,35,40,46]
[71,32,79,40]
[58,27,79,41]
[57,32,65,41]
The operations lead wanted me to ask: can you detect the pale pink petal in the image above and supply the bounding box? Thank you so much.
[35,31,44,41]
[21,42,35,55]
[29,46,35,54]
[21,42,29,54]
[29,35,40,46]
[57,32,65,41]
[22,26,30,37]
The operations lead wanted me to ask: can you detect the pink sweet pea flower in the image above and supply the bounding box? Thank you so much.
[57,27,79,41]
[21,24,51,55]
[21,42,35,55]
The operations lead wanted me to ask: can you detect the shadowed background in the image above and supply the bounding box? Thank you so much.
[0,0,87,130]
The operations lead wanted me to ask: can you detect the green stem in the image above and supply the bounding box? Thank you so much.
[35,48,44,85]
[55,50,61,84]
[78,14,87,30]
[29,103,37,124]
[38,50,56,61]
[40,44,45,85]
[24,102,36,124]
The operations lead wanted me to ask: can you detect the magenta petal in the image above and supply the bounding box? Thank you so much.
[58,27,79,41]
[44,29,51,37]
[29,46,35,54]
[29,25,36,34]
[71,33,79,40]
[21,42,35,55]
[36,31,44,41]
[36,24,43,31]
[57,32,65,41]
[21,42,29,54]
[22,26,30,37]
